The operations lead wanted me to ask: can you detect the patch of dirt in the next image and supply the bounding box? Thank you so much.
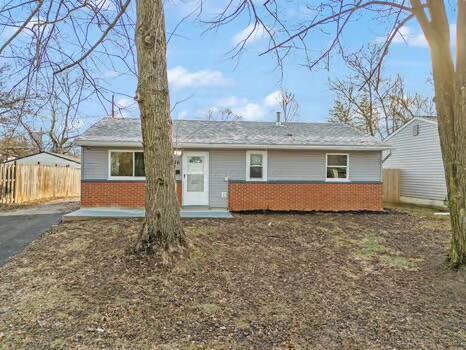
[0,211,465,349]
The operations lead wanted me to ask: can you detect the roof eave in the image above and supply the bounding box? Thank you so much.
[177,143,390,151]
[76,140,143,147]
[77,140,390,151]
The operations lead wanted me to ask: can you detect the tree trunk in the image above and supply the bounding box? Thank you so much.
[425,0,466,268]
[134,0,186,254]
[446,0,466,268]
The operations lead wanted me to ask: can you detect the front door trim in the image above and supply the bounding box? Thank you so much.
[182,151,209,206]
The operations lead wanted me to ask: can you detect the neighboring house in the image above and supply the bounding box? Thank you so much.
[2,151,81,169]
[383,116,447,207]
[76,117,389,212]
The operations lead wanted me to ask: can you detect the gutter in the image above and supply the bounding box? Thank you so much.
[382,150,392,163]
[77,140,391,151]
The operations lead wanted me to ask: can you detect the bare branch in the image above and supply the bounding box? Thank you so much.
[54,0,132,74]
[0,0,44,55]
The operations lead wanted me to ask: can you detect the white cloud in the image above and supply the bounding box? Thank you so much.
[208,90,285,121]
[114,97,137,117]
[168,66,229,89]
[392,26,428,48]
[95,0,115,11]
[216,96,249,108]
[264,90,282,108]
[207,95,266,121]
[1,17,46,39]
[234,103,266,121]
[391,24,457,48]
[117,97,132,108]
[232,23,268,46]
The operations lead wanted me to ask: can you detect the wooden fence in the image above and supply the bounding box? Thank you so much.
[0,164,80,205]
[383,168,400,203]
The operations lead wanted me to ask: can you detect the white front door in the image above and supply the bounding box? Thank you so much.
[182,152,209,206]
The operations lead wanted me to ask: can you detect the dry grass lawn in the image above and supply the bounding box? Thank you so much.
[0,208,465,349]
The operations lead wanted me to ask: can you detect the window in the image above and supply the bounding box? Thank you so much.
[326,154,349,181]
[109,151,145,178]
[246,150,267,181]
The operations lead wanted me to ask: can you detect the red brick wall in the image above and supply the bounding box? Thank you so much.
[229,182,383,212]
[81,181,182,208]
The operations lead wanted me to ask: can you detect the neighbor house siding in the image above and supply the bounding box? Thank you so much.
[14,153,80,168]
[384,119,447,202]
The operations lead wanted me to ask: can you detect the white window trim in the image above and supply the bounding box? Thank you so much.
[108,150,145,180]
[325,153,350,182]
[246,150,268,181]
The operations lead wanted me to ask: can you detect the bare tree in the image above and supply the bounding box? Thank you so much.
[46,74,87,154]
[386,75,435,129]
[329,99,353,126]
[13,73,87,154]
[0,135,32,160]
[209,0,466,268]
[0,0,187,256]
[330,45,434,138]
[205,108,242,121]
[275,89,299,122]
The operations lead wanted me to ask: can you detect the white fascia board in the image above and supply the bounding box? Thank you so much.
[176,143,390,151]
[77,140,142,147]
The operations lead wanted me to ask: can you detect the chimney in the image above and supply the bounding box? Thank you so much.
[276,111,282,126]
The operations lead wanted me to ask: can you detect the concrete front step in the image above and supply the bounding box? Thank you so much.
[63,207,233,221]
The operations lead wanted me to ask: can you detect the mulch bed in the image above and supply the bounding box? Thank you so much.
[0,209,465,349]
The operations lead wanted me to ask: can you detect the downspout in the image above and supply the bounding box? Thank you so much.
[382,150,392,163]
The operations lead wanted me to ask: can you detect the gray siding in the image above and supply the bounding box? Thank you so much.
[209,150,246,208]
[350,151,382,182]
[268,150,382,182]
[268,151,324,180]
[384,119,447,201]
[81,147,108,180]
[81,146,144,180]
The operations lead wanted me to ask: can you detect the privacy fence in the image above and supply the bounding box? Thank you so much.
[0,164,80,205]
[383,168,400,204]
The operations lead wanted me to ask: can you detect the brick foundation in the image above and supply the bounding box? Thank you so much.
[229,182,383,212]
[81,181,182,208]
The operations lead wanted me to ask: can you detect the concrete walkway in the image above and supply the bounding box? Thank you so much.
[64,207,233,221]
[0,201,79,266]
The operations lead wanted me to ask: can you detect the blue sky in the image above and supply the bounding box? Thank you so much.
[81,1,452,127]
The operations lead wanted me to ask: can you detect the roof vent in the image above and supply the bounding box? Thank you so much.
[276,111,282,126]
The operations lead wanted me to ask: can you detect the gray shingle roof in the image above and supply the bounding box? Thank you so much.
[77,117,387,149]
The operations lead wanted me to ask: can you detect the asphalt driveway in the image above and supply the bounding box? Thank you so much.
[0,201,79,266]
